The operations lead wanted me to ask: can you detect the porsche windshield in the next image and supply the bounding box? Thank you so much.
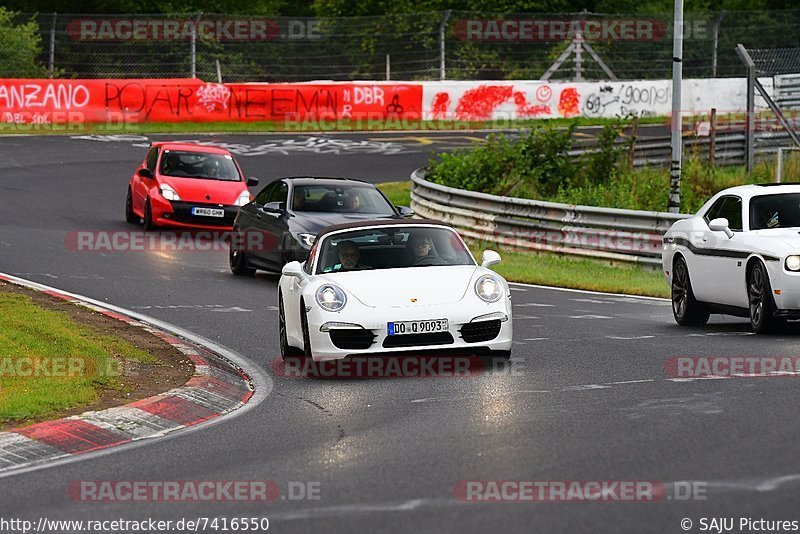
[159,150,241,181]
[315,227,474,274]
[292,185,395,215]
[750,193,800,230]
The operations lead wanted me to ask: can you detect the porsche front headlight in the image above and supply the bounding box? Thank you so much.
[315,284,347,312]
[786,255,800,271]
[475,274,503,303]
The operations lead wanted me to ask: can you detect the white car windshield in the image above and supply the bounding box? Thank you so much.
[159,150,241,181]
[315,227,474,274]
[750,193,800,230]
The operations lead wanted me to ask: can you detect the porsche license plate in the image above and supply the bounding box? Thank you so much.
[192,207,225,218]
[388,319,448,336]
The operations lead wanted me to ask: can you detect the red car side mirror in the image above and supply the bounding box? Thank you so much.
[137,168,154,179]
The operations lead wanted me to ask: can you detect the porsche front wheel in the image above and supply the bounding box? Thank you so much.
[279,291,302,360]
[301,303,312,359]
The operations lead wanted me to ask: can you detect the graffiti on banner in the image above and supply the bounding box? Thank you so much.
[0,79,423,125]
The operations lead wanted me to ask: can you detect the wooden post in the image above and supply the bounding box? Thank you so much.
[709,108,717,167]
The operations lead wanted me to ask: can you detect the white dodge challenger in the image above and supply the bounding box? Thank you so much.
[662,184,800,333]
[278,220,513,361]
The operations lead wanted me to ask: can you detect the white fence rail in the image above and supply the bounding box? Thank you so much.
[410,167,690,267]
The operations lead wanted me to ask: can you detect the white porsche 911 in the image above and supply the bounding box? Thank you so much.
[662,183,800,333]
[277,220,513,361]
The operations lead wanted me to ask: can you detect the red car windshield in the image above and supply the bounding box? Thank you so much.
[159,150,241,181]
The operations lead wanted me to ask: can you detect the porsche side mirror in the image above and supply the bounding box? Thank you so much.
[481,250,501,268]
[282,261,304,278]
[247,177,259,186]
[397,205,414,218]
[137,168,154,179]
[708,217,734,239]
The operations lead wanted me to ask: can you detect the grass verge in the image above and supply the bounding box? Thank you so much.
[470,245,669,299]
[377,181,412,207]
[0,283,193,426]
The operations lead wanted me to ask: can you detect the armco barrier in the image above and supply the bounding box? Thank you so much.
[410,167,690,267]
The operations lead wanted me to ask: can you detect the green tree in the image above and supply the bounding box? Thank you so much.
[0,8,48,77]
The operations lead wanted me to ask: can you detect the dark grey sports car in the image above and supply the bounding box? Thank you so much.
[229,177,413,275]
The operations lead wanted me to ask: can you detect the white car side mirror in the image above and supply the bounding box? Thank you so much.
[708,217,734,239]
[282,261,305,278]
[481,249,501,268]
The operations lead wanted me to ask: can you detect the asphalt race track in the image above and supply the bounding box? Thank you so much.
[2,131,800,533]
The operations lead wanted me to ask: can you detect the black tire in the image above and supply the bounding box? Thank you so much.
[142,199,156,231]
[671,257,710,326]
[301,302,312,359]
[494,349,511,361]
[125,188,139,224]
[279,291,303,359]
[229,228,256,276]
[748,261,784,334]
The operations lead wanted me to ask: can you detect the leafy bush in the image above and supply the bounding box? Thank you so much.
[428,118,778,214]
[0,8,48,78]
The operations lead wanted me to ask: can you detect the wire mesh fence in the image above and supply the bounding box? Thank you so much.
[5,10,800,81]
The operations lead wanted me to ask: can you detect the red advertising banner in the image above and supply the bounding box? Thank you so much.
[0,79,423,125]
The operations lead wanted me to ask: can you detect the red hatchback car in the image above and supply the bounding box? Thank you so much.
[125,142,258,230]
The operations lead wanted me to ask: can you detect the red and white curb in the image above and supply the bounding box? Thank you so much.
[0,273,271,475]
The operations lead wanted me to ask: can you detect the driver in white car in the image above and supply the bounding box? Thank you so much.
[409,233,435,264]
[328,240,370,271]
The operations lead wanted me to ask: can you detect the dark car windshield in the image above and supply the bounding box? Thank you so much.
[292,184,395,215]
[159,150,241,181]
[750,193,800,230]
[315,227,474,274]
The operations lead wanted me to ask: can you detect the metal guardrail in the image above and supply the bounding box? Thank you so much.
[775,73,800,109]
[410,167,691,268]
[569,130,797,168]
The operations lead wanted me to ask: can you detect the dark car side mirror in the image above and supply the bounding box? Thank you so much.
[263,201,286,213]
[247,177,259,186]
[137,168,154,179]
[397,205,414,217]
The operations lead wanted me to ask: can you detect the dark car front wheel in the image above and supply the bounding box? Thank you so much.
[229,230,256,276]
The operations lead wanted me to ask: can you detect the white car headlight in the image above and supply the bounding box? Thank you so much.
[234,190,252,206]
[159,185,180,201]
[475,274,503,303]
[315,284,347,312]
[786,255,800,271]
[297,233,317,248]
